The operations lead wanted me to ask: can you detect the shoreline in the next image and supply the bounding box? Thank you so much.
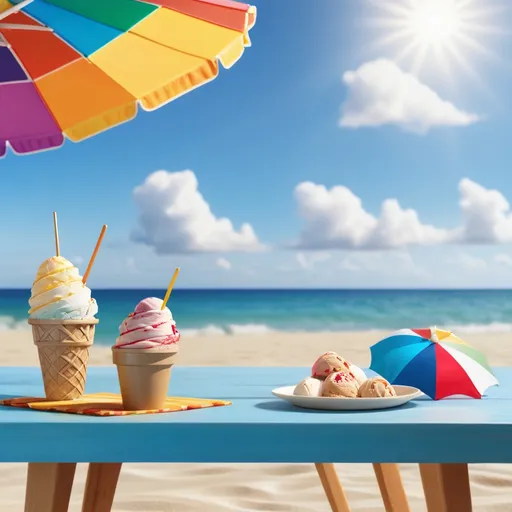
[4,329,508,367]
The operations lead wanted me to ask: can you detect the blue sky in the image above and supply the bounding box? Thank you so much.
[2,0,512,288]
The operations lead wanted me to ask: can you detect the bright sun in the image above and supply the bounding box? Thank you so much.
[368,0,503,77]
[407,2,461,45]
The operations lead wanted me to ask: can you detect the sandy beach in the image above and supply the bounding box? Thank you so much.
[1,329,510,511]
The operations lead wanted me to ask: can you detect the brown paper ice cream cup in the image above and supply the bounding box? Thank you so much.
[112,347,178,411]
[28,318,98,401]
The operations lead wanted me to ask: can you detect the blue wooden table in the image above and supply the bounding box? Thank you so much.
[1,366,509,512]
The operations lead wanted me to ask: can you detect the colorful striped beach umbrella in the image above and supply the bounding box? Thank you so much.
[0,0,256,157]
[369,327,498,400]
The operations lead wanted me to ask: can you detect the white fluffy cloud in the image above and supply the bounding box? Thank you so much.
[216,257,232,270]
[450,253,487,271]
[455,178,512,244]
[131,170,263,254]
[294,181,449,250]
[294,178,512,250]
[296,252,331,270]
[494,254,512,267]
[340,59,479,134]
[126,257,139,274]
[339,251,424,276]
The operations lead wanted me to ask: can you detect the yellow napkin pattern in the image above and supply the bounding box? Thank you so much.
[0,393,231,416]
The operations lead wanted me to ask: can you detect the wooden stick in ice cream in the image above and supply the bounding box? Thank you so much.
[82,224,108,285]
[162,267,180,310]
[53,211,60,257]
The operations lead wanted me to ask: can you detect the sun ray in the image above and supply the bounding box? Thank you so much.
[444,40,482,83]
[460,4,510,22]
[410,42,429,75]
[364,15,408,27]
[455,0,478,11]
[369,0,414,19]
[367,29,414,50]
[455,32,503,63]
[393,39,422,65]
[459,22,510,37]
[432,46,455,86]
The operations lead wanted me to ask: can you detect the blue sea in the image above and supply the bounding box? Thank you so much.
[2,289,512,345]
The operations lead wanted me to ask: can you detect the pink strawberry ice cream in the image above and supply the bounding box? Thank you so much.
[321,371,359,398]
[115,297,180,350]
[312,351,350,379]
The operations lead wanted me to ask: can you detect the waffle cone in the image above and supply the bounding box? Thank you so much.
[112,347,178,411]
[29,318,98,401]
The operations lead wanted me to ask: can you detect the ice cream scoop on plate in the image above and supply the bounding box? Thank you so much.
[312,351,351,379]
[358,377,397,398]
[294,377,322,397]
[321,371,360,398]
[347,363,367,386]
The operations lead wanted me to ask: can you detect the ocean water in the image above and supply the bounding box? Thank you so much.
[2,289,512,345]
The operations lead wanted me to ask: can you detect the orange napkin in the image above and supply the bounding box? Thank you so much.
[0,393,231,416]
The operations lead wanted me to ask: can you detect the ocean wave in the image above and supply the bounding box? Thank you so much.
[0,315,30,331]
[176,322,512,336]
[446,322,512,333]
[181,323,274,336]
[0,317,276,336]
[1,315,512,336]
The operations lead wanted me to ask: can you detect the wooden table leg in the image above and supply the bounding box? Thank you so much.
[315,463,351,512]
[82,463,122,512]
[25,463,77,512]
[419,463,472,512]
[373,463,410,512]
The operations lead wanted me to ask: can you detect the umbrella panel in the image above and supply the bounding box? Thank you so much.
[44,0,158,31]
[394,343,437,399]
[433,344,481,399]
[22,1,123,55]
[440,340,493,375]
[0,45,27,82]
[0,82,63,154]
[440,343,498,397]
[1,17,80,79]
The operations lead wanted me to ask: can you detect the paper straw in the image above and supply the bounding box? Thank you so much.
[83,224,107,285]
[162,267,180,310]
[53,212,60,257]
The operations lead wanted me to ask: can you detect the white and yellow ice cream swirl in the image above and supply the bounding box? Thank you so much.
[29,256,98,319]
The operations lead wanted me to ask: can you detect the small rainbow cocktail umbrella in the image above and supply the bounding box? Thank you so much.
[369,327,498,400]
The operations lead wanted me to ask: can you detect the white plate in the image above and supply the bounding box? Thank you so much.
[271,385,422,411]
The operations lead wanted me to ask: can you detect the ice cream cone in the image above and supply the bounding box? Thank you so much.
[112,347,178,411]
[28,318,98,401]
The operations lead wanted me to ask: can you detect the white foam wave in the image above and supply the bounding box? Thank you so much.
[180,325,227,337]
[227,323,274,335]
[181,323,274,336]
[0,315,30,331]
[447,322,512,334]
[1,315,509,336]
[179,322,512,336]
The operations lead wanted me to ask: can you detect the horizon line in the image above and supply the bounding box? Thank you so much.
[3,287,512,292]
